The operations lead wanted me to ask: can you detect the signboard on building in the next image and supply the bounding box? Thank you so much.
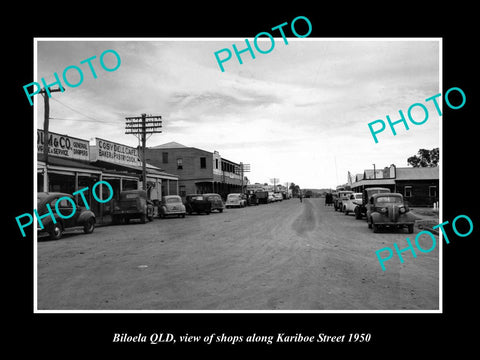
[91,137,141,167]
[37,129,90,161]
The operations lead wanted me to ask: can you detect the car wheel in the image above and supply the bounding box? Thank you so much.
[206,211,210,215]
[83,218,95,234]
[373,222,379,233]
[140,214,146,224]
[148,215,154,222]
[49,223,63,240]
[219,209,223,213]
[345,209,349,215]
[407,224,414,233]
[368,218,372,229]
[181,213,185,218]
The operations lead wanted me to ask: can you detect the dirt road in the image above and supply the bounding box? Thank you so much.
[37,198,439,310]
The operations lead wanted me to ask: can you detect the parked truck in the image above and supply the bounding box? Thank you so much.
[111,190,154,224]
[354,187,391,220]
[255,190,269,204]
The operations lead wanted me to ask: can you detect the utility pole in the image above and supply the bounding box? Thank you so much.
[270,177,279,192]
[125,114,162,190]
[39,88,62,166]
[239,163,250,194]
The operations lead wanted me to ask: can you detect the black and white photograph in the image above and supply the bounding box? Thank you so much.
[9,6,478,354]
[32,38,442,312]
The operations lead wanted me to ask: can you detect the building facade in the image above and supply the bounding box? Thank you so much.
[145,142,243,198]
[37,131,179,223]
[350,164,439,207]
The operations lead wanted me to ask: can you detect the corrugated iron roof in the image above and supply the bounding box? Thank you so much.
[395,167,439,180]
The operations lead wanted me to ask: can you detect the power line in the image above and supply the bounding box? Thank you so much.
[49,97,121,125]
[49,117,119,124]
[50,97,100,122]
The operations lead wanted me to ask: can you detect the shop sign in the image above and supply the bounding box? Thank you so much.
[92,138,141,167]
[37,130,89,161]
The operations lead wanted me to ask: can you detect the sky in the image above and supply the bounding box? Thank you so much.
[35,38,440,189]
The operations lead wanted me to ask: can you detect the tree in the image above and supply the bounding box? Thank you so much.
[407,148,439,167]
[293,185,301,197]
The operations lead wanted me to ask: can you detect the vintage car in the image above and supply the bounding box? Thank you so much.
[343,192,363,215]
[184,194,212,215]
[273,193,283,202]
[203,193,225,212]
[225,193,247,208]
[334,190,353,211]
[112,190,154,224]
[354,187,391,219]
[159,195,186,218]
[366,193,416,233]
[245,191,259,206]
[267,192,275,203]
[37,192,96,240]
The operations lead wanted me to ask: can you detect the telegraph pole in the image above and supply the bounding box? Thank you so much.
[125,114,162,190]
[239,163,250,194]
[270,177,279,192]
[39,87,62,166]
[141,114,147,191]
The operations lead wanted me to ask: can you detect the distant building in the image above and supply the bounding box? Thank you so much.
[145,142,244,198]
[350,164,439,207]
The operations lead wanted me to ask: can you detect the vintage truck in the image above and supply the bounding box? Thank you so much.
[354,187,391,219]
[111,190,154,224]
[366,193,416,233]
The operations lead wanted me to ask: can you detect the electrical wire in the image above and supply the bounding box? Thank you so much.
[49,97,121,125]
[49,117,119,124]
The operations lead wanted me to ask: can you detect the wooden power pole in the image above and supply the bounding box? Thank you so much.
[125,114,162,190]
[39,87,62,191]
[39,88,62,165]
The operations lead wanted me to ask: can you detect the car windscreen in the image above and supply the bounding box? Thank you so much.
[376,196,403,204]
[166,198,181,203]
[227,195,239,199]
[355,194,362,199]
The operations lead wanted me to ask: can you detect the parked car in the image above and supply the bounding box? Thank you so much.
[255,190,269,204]
[343,192,363,215]
[268,192,275,203]
[334,190,353,211]
[273,193,283,202]
[112,190,154,224]
[355,187,391,219]
[37,192,96,240]
[225,193,247,208]
[246,192,259,206]
[184,194,211,215]
[159,195,186,218]
[203,193,225,212]
[366,193,416,233]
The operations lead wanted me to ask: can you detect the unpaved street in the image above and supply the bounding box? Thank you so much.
[37,198,439,310]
